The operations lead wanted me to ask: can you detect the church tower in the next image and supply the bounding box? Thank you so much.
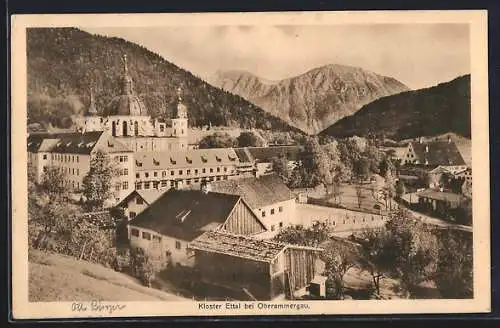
[82,87,102,132]
[171,86,188,139]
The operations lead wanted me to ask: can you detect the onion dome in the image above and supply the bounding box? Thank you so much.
[103,54,149,116]
[176,86,188,119]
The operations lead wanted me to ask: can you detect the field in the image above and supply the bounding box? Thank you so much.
[29,250,189,302]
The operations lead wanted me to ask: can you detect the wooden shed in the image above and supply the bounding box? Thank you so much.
[188,231,323,301]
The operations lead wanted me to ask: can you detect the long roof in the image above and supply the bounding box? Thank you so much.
[187,174,294,209]
[188,231,286,263]
[128,189,245,241]
[235,145,304,163]
[410,141,465,166]
[417,189,469,204]
[134,148,240,171]
[27,131,132,154]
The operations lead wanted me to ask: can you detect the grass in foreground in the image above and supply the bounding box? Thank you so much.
[29,249,189,302]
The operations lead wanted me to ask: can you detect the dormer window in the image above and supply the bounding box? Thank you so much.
[136,160,142,167]
[153,158,160,166]
[108,141,114,147]
[201,156,208,163]
[186,156,192,164]
[216,156,222,162]
[170,158,176,165]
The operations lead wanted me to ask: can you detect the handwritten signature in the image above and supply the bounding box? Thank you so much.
[71,301,126,314]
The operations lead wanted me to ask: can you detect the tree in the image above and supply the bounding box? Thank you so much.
[273,222,330,247]
[270,155,291,184]
[353,157,371,182]
[357,229,392,298]
[434,229,473,298]
[40,165,70,196]
[129,247,165,287]
[321,239,358,299]
[355,184,365,209]
[383,210,439,298]
[383,168,396,210]
[198,132,237,149]
[82,150,117,210]
[303,137,333,194]
[237,131,265,147]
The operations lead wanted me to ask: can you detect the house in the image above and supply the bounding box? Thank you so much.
[417,189,469,218]
[186,174,297,237]
[115,189,164,220]
[127,189,267,267]
[234,145,304,178]
[188,230,323,301]
[455,167,472,182]
[27,131,134,203]
[461,180,472,198]
[401,137,466,171]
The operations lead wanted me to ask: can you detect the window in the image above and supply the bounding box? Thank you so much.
[77,156,79,163]
[175,241,181,249]
[224,167,227,172]
[179,170,183,175]
[137,197,144,205]
[43,154,47,160]
[136,182,142,190]
[217,167,220,173]
[122,181,128,190]
[154,171,158,177]
[279,206,283,213]
[271,225,275,231]
[162,171,166,177]
[72,168,75,175]
[131,228,139,237]
[186,179,191,185]
[115,183,121,191]
[279,222,283,228]
[216,176,221,181]
[195,169,198,174]
[202,168,206,173]
[210,168,213,173]
[171,170,174,176]
[77,169,79,176]
[223,176,228,180]
[130,212,136,219]
[271,209,275,215]
[153,181,159,189]
[142,232,151,240]
[145,172,149,178]
[170,181,175,187]
[123,169,129,176]
[187,169,191,175]
[72,155,75,162]
[144,182,150,189]
[161,180,168,187]
[136,173,140,178]
[262,211,266,217]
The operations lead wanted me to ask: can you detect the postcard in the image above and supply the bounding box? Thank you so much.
[11,10,490,319]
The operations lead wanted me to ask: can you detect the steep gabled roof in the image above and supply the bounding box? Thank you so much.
[189,174,294,209]
[116,189,164,208]
[128,189,245,241]
[410,141,465,166]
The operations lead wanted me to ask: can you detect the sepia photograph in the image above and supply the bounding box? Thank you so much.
[11,10,490,318]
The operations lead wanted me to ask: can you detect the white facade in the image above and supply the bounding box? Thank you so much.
[254,198,296,238]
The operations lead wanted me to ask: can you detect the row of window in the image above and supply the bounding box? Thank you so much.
[135,176,229,190]
[269,221,284,232]
[114,155,129,163]
[115,181,129,191]
[43,165,80,176]
[136,166,233,179]
[120,168,129,176]
[49,153,80,163]
[261,206,284,218]
[130,228,183,250]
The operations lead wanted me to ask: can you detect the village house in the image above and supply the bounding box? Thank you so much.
[417,189,469,219]
[188,230,322,301]
[27,131,135,202]
[401,137,466,170]
[115,189,164,220]
[187,174,297,238]
[234,145,304,178]
[127,188,267,267]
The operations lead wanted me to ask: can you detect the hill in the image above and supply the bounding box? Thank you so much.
[210,65,409,135]
[319,75,471,140]
[27,28,301,134]
[29,250,188,302]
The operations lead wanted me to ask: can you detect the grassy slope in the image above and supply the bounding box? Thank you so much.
[29,250,189,302]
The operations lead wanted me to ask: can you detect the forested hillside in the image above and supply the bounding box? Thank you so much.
[27,28,302,133]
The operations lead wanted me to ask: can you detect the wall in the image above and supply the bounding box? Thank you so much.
[110,152,136,202]
[254,199,297,238]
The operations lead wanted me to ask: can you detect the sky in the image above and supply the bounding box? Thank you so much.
[83,24,470,90]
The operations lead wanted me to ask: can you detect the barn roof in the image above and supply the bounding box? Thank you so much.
[187,174,294,209]
[128,189,246,241]
[417,189,469,204]
[410,141,465,166]
[189,231,286,263]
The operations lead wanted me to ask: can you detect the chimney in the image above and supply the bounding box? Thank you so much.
[447,135,452,144]
[419,137,423,144]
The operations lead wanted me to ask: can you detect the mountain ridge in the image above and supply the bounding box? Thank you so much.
[318,74,471,141]
[211,64,410,134]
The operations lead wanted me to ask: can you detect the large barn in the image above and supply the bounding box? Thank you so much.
[188,231,322,301]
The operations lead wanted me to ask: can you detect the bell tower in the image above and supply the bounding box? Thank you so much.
[172,86,188,139]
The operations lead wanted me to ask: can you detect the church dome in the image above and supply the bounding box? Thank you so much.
[104,94,148,116]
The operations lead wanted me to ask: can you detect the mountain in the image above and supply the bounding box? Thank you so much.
[210,65,410,134]
[319,75,471,141]
[27,28,302,133]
